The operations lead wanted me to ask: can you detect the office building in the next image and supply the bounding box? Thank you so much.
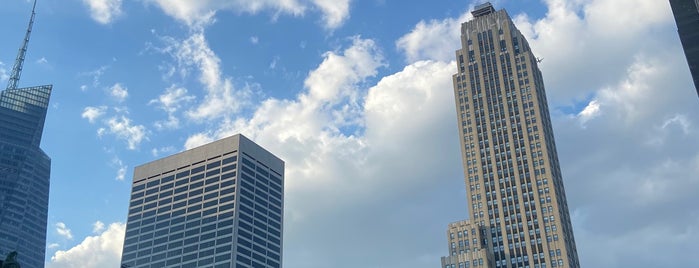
[120,134,284,268]
[0,1,53,267]
[441,3,580,268]
[669,0,699,97]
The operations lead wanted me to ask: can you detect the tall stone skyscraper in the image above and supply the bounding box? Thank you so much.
[0,1,53,267]
[120,134,284,268]
[669,0,699,97]
[441,3,579,268]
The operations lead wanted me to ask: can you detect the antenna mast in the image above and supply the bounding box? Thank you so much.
[6,0,38,91]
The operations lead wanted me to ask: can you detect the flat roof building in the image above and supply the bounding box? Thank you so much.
[120,134,284,268]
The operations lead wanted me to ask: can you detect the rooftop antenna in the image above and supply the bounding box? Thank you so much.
[6,0,38,91]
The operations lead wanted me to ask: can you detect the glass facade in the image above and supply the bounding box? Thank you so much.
[669,0,699,97]
[0,85,53,268]
[121,134,284,268]
[442,3,579,268]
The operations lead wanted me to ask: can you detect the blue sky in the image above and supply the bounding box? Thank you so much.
[1,0,699,267]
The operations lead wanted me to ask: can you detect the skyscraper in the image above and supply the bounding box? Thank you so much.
[120,134,284,268]
[669,0,699,97]
[441,3,579,268]
[0,1,53,267]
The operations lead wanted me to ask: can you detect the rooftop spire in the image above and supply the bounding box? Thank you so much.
[6,0,38,91]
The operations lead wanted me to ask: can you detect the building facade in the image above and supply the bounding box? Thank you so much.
[441,220,492,268]
[669,0,699,97]
[120,134,284,268]
[441,3,579,268]
[0,1,52,267]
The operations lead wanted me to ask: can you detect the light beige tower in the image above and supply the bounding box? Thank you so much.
[441,3,580,268]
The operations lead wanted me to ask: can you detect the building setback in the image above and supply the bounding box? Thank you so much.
[441,3,580,268]
[120,134,284,268]
[669,0,699,97]
[0,1,53,267]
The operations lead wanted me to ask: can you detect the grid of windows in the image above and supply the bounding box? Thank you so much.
[235,153,283,268]
[121,153,239,268]
[444,4,579,268]
[0,85,52,268]
[120,134,284,268]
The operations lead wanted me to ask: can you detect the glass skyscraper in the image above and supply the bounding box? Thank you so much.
[120,134,284,268]
[0,0,53,266]
[0,85,53,267]
[669,0,699,97]
[441,3,579,268]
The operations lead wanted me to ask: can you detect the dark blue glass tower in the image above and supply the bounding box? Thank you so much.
[0,1,53,267]
[0,85,52,268]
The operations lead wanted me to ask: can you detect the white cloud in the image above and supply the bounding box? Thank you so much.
[80,66,109,88]
[512,0,675,104]
[396,9,472,63]
[80,85,88,91]
[82,0,123,24]
[182,36,462,266]
[47,243,60,250]
[149,85,195,130]
[311,0,351,29]
[142,0,350,29]
[47,222,125,268]
[55,222,73,240]
[151,146,176,157]
[92,221,105,234]
[250,36,259,44]
[577,99,600,126]
[661,114,691,135]
[184,133,214,150]
[171,1,699,267]
[36,57,49,65]
[81,106,107,124]
[158,31,254,121]
[104,116,148,150]
[111,157,127,181]
[112,157,128,181]
[109,83,129,102]
[0,61,8,82]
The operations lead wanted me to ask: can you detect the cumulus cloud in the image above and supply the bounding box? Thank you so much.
[311,0,351,29]
[55,222,73,240]
[158,31,254,121]
[81,106,107,123]
[109,83,129,102]
[513,0,675,104]
[396,9,472,63]
[181,33,465,266]
[92,221,106,233]
[103,116,148,150]
[170,1,699,267]
[47,222,125,268]
[82,0,123,24]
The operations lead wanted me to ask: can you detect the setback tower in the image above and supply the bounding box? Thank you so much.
[0,1,53,267]
[120,134,284,268]
[441,3,580,268]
